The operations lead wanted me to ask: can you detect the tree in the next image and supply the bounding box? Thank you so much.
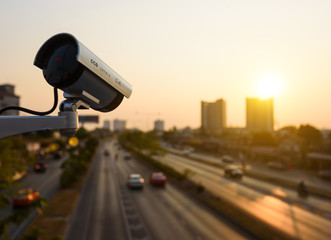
[278,125,297,135]
[75,127,91,140]
[0,136,36,239]
[60,130,99,188]
[119,130,166,156]
[251,131,276,146]
[297,124,322,152]
[0,136,28,184]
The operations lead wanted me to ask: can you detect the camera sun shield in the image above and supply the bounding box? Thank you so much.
[34,33,132,112]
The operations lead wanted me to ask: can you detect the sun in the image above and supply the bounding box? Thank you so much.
[256,74,284,99]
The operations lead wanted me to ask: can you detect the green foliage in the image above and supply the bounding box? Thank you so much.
[85,136,98,152]
[0,136,31,238]
[162,129,178,143]
[0,202,47,240]
[23,130,55,140]
[119,136,185,181]
[183,168,195,179]
[48,236,64,240]
[75,127,90,140]
[119,130,166,156]
[298,124,322,151]
[278,125,297,135]
[60,151,90,188]
[251,131,276,146]
[0,135,49,239]
[53,139,66,151]
[0,136,28,184]
[22,225,45,240]
[35,130,54,139]
[0,193,10,209]
[60,133,98,188]
[60,168,81,188]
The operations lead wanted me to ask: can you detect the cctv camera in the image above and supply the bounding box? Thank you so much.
[34,33,132,112]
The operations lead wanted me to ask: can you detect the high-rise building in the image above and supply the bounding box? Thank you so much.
[201,98,226,134]
[246,98,274,132]
[0,84,20,116]
[113,119,126,132]
[103,120,110,130]
[154,119,164,132]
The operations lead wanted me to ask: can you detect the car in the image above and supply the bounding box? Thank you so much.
[182,147,194,155]
[224,166,243,179]
[53,151,63,160]
[127,174,144,189]
[124,153,132,160]
[221,155,234,163]
[12,189,40,208]
[104,150,110,156]
[150,172,167,187]
[34,162,47,173]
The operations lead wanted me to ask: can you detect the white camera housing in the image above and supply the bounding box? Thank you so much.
[34,33,132,112]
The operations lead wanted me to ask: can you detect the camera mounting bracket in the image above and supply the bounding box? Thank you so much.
[0,99,84,139]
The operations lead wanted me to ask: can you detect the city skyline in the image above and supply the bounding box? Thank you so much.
[1,1,331,131]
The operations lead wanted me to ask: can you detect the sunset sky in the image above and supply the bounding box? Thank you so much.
[0,0,331,131]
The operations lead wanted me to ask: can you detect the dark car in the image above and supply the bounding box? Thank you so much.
[150,172,167,187]
[34,162,47,173]
[104,150,110,156]
[13,189,40,208]
[124,153,132,160]
[297,180,309,198]
[224,167,243,179]
[53,151,63,160]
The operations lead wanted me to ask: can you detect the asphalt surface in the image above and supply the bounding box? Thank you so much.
[188,150,331,194]
[154,150,331,240]
[65,140,255,240]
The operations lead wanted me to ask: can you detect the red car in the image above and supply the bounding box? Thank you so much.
[13,189,40,208]
[150,172,167,187]
[34,162,48,172]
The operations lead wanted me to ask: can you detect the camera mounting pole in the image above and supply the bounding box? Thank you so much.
[0,99,89,139]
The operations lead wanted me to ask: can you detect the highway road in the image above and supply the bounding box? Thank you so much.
[6,153,66,239]
[153,152,331,240]
[65,140,255,240]
[162,151,331,216]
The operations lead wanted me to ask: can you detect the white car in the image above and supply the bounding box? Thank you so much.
[127,174,144,189]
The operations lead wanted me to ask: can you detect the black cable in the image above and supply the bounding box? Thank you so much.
[0,87,58,116]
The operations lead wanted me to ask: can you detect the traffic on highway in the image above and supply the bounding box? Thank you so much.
[154,147,331,240]
[4,138,331,240]
[65,140,256,240]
